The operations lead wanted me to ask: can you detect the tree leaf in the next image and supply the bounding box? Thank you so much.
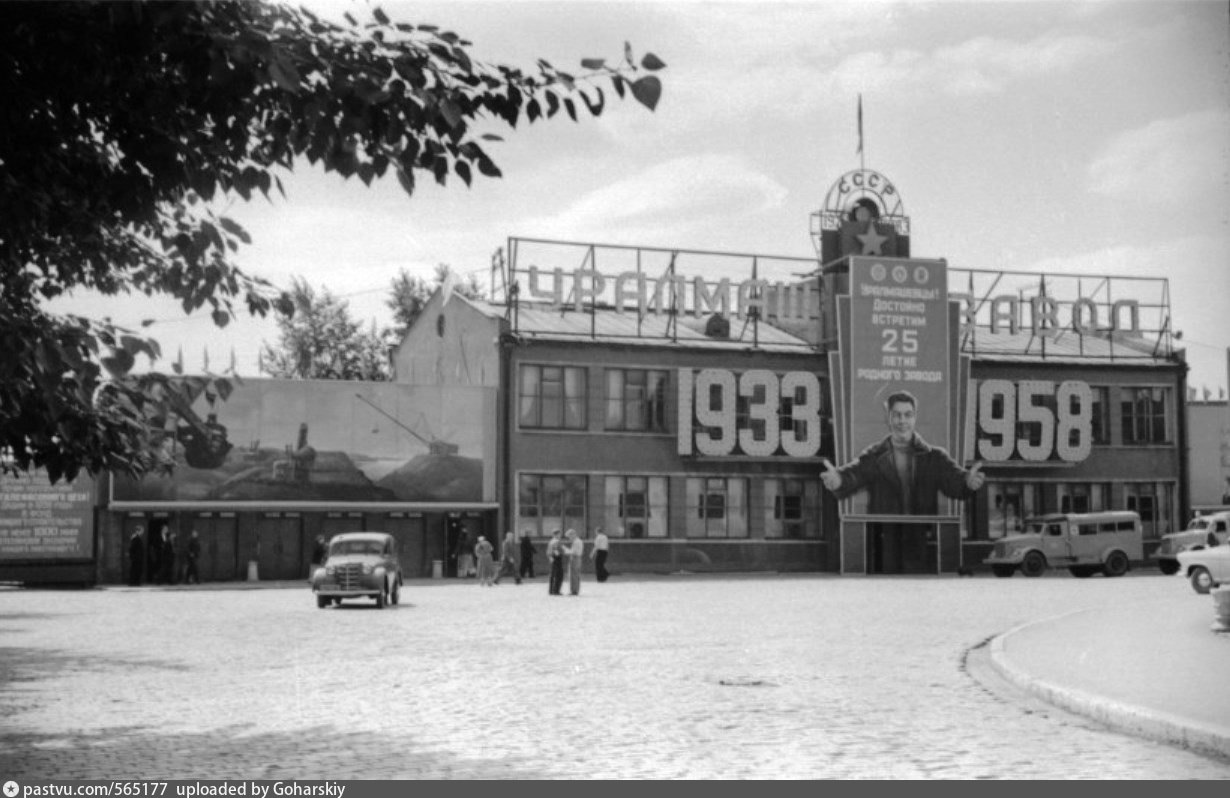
[630,75,662,111]
[580,58,606,70]
[641,53,667,71]
[219,216,252,245]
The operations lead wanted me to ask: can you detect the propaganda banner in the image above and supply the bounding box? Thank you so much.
[0,469,95,561]
[843,256,952,518]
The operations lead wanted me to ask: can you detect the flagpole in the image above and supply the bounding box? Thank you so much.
[857,94,865,174]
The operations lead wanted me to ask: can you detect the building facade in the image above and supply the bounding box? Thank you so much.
[0,166,1192,584]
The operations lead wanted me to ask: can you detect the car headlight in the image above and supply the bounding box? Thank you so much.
[325,565,336,576]
[362,563,375,574]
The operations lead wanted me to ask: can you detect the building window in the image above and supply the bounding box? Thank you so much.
[1125,482,1174,540]
[605,369,668,432]
[602,476,669,538]
[685,477,748,538]
[519,365,587,429]
[1058,483,1109,514]
[763,478,820,539]
[517,474,587,537]
[1120,387,1170,444]
[1089,386,1110,445]
[985,482,1039,540]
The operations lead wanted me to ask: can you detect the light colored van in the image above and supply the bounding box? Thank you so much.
[983,511,1143,578]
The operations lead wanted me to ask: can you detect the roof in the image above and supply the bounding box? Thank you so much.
[483,301,818,353]
[328,531,392,541]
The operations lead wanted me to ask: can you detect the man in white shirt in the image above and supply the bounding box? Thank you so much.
[564,528,584,596]
[590,526,611,582]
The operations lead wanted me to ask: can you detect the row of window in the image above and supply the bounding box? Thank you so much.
[516,473,821,540]
[983,480,1175,540]
[519,364,1174,446]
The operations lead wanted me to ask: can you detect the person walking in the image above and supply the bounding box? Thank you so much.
[564,528,584,596]
[518,528,536,580]
[546,529,564,596]
[493,530,521,585]
[590,526,611,583]
[162,530,178,585]
[145,526,162,587]
[455,527,475,578]
[474,535,495,586]
[309,534,328,580]
[184,529,201,585]
[127,527,145,586]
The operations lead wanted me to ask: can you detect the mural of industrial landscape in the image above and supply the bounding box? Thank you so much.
[112,379,495,503]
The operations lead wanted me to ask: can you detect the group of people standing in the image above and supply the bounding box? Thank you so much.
[127,526,201,586]
[454,525,613,595]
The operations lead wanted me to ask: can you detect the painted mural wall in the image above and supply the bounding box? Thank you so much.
[112,378,496,504]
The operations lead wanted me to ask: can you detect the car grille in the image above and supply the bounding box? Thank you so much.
[1155,540,1174,556]
[991,542,1007,558]
[334,563,365,590]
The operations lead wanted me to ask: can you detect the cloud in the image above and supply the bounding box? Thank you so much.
[1088,109,1230,205]
[515,153,789,242]
[824,31,1112,98]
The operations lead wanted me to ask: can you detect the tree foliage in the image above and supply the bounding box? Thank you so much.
[388,264,484,340]
[258,278,391,381]
[0,0,665,482]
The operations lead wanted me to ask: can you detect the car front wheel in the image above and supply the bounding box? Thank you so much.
[991,565,1016,578]
[1069,566,1095,578]
[316,595,329,609]
[1020,551,1046,577]
[1189,566,1215,595]
[1158,560,1180,576]
[390,580,400,606]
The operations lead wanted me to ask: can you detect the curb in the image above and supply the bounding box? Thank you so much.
[988,610,1230,762]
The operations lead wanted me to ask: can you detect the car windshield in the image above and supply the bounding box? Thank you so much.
[1024,521,1050,535]
[331,540,384,556]
[1187,518,1212,531]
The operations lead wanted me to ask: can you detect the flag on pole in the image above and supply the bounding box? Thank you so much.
[203,347,210,372]
[173,345,183,375]
[857,94,864,155]
[229,347,237,374]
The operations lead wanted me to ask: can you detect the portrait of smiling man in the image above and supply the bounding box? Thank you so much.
[821,390,985,516]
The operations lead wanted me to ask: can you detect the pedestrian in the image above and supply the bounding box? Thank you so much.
[518,528,536,580]
[162,529,178,584]
[590,526,611,583]
[310,534,328,580]
[127,527,145,586]
[493,530,521,585]
[546,529,564,595]
[455,527,475,578]
[474,535,495,586]
[564,528,584,596]
[184,529,201,585]
[145,525,162,586]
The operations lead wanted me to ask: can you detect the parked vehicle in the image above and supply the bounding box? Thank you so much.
[1152,510,1230,575]
[1175,538,1230,594]
[310,532,402,609]
[983,511,1142,578]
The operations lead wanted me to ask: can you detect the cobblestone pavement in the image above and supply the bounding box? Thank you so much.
[1,573,1228,779]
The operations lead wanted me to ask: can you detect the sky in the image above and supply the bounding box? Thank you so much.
[50,0,1230,394]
